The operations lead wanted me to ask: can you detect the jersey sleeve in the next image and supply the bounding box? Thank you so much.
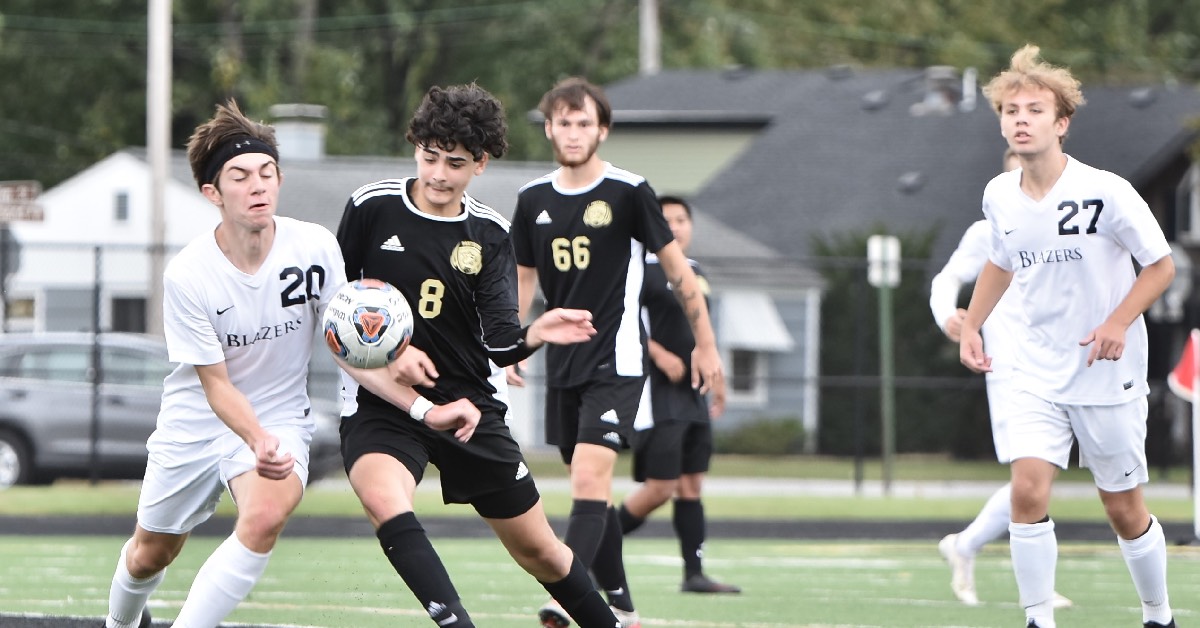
[336,196,368,281]
[631,181,674,253]
[929,221,989,329]
[1106,176,1172,266]
[162,268,225,367]
[476,229,537,367]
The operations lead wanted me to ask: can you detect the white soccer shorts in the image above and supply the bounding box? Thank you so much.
[136,424,313,534]
[1005,390,1148,492]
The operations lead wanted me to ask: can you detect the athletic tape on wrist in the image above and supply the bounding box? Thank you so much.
[409,396,434,422]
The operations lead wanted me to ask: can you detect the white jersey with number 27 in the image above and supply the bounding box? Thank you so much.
[983,155,1171,406]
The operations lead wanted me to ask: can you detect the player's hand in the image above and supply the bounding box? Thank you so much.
[390,345,438,387]
[251,431,295,480]
[708,380,726,419]
[653,351,687,383]
[958,328,992,374]
[529,308,597,346]
[1080,320,1126,366]
[943,308,967,343]
[505,361,528,387]
[690,344,724,395]
[423,398,480,442]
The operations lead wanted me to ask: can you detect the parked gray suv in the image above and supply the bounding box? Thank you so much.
[0,332,342,488]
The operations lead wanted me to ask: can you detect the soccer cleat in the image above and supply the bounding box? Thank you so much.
[103,607,151,628]
[1026,621,1040,628]
[681,573,742,594]
[538,599,571,628]
[1052,592,1073,609]
[1144,621,1176,628]
[609,606,640,628]
[937,534,978,605]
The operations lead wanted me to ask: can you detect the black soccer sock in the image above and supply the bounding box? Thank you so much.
[540,554,618,628]
[563,499,609,567]
[674,498,706,578]
[377,513,474,627]
[591,506,634,612]
[617,502,645,535]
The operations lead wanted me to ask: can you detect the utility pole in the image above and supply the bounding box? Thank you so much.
[639,0,661,76]
[146,0,171,337]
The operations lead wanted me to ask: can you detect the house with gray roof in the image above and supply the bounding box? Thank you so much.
[4,105,821,448]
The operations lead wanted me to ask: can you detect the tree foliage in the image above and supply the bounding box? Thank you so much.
[3,0,1200,186]
[810,226,994,458]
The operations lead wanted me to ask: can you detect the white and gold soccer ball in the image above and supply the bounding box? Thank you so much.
[323,279,413,369]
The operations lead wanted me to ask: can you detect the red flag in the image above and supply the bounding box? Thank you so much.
[1168,330,1200,402]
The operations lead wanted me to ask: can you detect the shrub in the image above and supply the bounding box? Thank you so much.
[715,417,805,455]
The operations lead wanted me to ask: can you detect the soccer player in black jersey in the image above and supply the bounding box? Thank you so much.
[510,77,725,628]
[334,83,619,628]
[616,196,740,595]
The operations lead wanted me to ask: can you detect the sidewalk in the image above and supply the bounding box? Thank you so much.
[316,475,1193,500]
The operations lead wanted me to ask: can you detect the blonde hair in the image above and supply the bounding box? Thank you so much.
[982,44,1085,119]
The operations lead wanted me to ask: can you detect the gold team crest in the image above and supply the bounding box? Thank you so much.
[450,241,483,275]
[583,200,613,228]
[697,275,711,296]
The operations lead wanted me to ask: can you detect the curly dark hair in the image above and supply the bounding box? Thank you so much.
[406,83,509,161]
[186,99,278,189]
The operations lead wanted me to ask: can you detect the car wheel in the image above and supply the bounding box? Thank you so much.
[0,429,32,488]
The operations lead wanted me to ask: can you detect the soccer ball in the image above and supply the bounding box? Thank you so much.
[323,279,414,369]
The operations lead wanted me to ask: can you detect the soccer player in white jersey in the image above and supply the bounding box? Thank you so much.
[932,149,1071,609]
[510,77,724,628]
[334,84,619,628]
[101,101,347,628]
[959,45,1176,628]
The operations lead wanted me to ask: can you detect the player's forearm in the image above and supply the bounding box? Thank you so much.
[197,372,271,445]
[516,265,538,323]
[1106,255,1175,329]
[962,262,1011,334]
[336,357,421,412]
[929,270,963,331]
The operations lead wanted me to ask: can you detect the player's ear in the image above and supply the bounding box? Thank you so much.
[474,153,488,176]
[544,119,553,140]
[200,183,223,207]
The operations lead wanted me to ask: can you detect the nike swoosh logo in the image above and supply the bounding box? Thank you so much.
[1124,465,1141,477]
[217,306,235,315]
[437,614,458,626]
[1004,229,1015,235]
[608,587,624,596]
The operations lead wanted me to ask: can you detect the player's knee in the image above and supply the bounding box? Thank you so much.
[128,539,178,575]
[514,540,572,581]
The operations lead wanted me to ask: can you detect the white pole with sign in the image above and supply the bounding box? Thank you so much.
[0,180,43,332]
[867,234,900,496]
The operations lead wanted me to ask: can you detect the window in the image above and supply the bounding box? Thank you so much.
[114,191,130,222]
[103,349,170,386]
[725,348,768,405]
[111,297,146,333]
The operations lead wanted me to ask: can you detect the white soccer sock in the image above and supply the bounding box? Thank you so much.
[172,533,271,628]
[1010,518,1056,628]
[107,538,164,628]
[1118,515,1172,625]
[958,483,1012,555]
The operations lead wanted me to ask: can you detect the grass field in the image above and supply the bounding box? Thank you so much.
[1,454,1197,626]
[1,536,1197,627]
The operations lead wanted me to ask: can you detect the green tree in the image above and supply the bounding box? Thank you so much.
[811,226,994,458]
